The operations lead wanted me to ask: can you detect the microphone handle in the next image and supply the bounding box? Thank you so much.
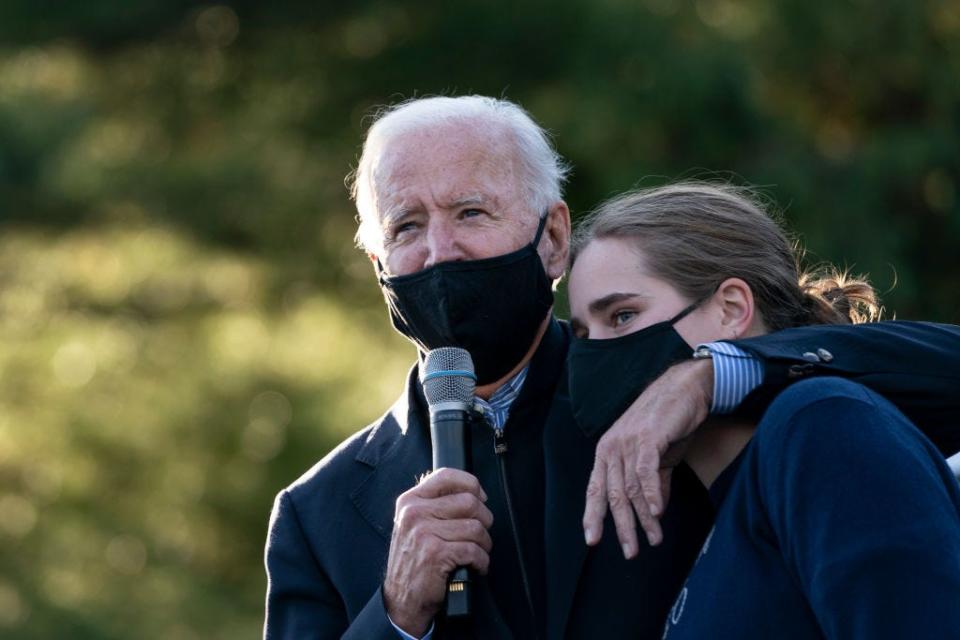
[430,408,472,618]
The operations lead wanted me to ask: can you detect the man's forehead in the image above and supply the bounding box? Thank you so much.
[379,191,503,219]
[371,129,520,218]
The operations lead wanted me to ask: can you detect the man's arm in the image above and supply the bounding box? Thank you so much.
[264,490,398,640]
[583,320,960,553]
[732,320,960,454]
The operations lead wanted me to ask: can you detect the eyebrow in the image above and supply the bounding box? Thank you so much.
[588,292,648,314]
[445,194,497,209]
[381,194,494,225]
[381,204,415,225]
[569,292,648,335]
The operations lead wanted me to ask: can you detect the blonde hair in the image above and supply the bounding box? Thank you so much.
[570,182,881,330]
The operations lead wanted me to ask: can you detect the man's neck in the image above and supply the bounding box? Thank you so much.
[474,312,552,400]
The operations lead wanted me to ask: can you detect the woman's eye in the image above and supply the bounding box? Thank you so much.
[612,310,637,327]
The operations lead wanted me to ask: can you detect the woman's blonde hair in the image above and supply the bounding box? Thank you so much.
[570,182,881,330]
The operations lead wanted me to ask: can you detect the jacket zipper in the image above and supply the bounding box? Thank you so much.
[494,426,539,639]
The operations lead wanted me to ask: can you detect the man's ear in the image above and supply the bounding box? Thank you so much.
[541,201,571,281]
[713,277,756,340]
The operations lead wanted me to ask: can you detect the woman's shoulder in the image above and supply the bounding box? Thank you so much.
[751,376,944,479]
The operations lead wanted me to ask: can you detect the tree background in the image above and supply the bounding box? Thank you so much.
[0,0,957,637]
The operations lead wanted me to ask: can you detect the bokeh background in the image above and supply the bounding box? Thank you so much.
[0,0,957,637]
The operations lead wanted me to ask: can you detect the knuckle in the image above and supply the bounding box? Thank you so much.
[469,519,486,538]
[471,544,487,566]
[463,493,482,513]
[433,467,456,484]
[624,482,642,499]
[395,504,413,528]
[595,441,612,459]
[607,490,626,509]
[465,473,481,492]
[402,503,425,524]
[585,481,604,498]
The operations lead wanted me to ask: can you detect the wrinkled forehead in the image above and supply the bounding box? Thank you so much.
[369,123,525,211]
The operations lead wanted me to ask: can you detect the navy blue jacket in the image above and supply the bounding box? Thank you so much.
[264,320,960,639]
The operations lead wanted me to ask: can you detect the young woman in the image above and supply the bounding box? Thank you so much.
[565,182,960,638]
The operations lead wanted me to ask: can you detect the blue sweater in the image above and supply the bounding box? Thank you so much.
[662,377,960,640]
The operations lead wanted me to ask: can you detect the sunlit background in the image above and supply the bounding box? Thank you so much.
[0,1,957,637]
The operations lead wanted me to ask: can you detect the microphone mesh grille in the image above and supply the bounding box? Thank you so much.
[422,347,476,406]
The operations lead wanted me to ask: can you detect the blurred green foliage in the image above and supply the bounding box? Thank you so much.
[0,0,957,637]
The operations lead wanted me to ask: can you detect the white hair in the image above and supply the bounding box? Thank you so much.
[348,95,571,255]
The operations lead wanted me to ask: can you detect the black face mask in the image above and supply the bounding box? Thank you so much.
[378,215,554,385]
[567,303,698,438]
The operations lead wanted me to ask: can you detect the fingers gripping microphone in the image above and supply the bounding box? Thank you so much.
[422,347,476,619]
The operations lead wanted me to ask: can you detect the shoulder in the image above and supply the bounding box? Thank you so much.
[758,376,904,443]
[762,376,877,421]
[753,377,940,478]
[279,402,405,513]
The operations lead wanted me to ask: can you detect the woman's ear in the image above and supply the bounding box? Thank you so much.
[541,201,571,281]
[713,277,756,340]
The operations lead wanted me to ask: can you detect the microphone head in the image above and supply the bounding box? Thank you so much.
[422,347,476,407]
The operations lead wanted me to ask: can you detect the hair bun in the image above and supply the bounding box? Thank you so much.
[798,270,882,325]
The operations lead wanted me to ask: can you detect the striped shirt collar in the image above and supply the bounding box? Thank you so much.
[473,366,529,430]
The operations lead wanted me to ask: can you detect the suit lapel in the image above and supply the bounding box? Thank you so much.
[350,367,433,542]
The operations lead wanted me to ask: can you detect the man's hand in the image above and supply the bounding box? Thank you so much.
[383,468,494,637]
[582,359,714,557]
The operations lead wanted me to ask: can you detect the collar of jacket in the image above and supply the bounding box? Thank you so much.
[353,316,569,470]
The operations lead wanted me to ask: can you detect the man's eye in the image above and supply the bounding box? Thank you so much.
[393,221,419,236]
[460,208,484,219]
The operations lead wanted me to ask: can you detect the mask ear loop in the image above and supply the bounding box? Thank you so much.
[374,256,389,284]
[532,211,549,247]
[669,280,726,325]
[668,299,701,325]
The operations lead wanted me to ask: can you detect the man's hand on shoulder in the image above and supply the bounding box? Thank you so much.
[583,359,713,557]
[383,468,493,637]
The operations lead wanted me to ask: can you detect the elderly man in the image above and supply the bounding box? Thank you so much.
[263,96,960,640]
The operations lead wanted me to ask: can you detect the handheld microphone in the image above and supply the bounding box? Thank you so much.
[421,347,476,618]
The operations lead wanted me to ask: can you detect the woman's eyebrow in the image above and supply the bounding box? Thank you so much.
[588,292,647,314]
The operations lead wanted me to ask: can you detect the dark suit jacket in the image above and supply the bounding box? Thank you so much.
[263,319,960,639]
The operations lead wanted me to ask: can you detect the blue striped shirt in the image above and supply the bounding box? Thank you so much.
[698,342,765,414]
[472,365,529,429]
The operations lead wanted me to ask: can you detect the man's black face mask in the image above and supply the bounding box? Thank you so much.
[567,302,698,438]
[378,214,554,385]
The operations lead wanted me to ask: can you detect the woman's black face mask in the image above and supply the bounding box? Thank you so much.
[567,303,698,438]
[378,215,554,385]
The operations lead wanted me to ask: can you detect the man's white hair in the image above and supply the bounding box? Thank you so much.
[348,95,571,255]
